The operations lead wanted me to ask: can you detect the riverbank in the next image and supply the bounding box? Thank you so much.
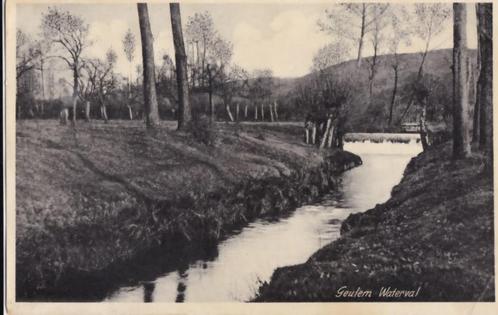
[255,142,494,301]
[15,119,361,300]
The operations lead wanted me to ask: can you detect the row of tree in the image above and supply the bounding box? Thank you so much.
[16,5,281,126]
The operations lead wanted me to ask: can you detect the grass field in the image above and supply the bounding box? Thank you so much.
[15,119,361,299]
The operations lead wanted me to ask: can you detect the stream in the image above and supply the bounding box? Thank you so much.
[105,134,422,302]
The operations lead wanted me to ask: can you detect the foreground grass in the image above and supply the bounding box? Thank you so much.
[255,142,494,301]
[16,119,360,300]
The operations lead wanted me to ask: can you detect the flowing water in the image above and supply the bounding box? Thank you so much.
[105,134,422,302]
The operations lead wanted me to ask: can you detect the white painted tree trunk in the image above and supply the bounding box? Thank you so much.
[320,118,332,149]
[128,105,133,120]
[327,124,335,148]
[226,104,234,122]
[85,101,91,122]
[274,101,279,121]
[101,106,108,122]
[60,108,69,125]
[312,126,317,144]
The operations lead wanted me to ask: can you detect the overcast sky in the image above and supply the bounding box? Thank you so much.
[17,3,477,79]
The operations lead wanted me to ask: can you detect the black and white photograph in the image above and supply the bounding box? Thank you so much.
[5,0,496,312]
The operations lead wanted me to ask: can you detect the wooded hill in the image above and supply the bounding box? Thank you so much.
[273,48,477,132]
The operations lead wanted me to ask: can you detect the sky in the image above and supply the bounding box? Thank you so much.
[16,3,478,80]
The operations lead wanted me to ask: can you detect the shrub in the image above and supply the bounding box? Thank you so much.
[187,114,219,146]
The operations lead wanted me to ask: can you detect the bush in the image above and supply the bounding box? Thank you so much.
[187,114,219,146]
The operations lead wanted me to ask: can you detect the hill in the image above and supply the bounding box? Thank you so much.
[273,49,477,132]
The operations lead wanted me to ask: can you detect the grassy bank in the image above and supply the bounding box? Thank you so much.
[255,142,494,302]
[16,119,361,300]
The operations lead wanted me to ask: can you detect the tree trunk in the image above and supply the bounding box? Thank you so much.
[170,3,192,130]
[236,103,240,121]
[138,3,160,128]
[320,117,332,149]
[420,100,429,151]
[209,88,214,121]
[274,101,279,121]
[244,104,248,119]
[472,11,481,143]
[99,92,108,123]
[388,64,398,127]
[40,59,45,117]
[207,64,215,122]
[269,103,274,122]
[226,104,234,122]
[327,121,335,148]
[255,104,258,121]
[356,4,366,68]
[477,3,493,155]
[85,101,90,122]
[398,44,430,124]
[261,104,265,121]
[72,65,78,125]
[128,105,133,120]
[452,3,471,159]
[368,41,379,100]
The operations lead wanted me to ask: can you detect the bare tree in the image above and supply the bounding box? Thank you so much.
[42,7,90,125]
[318,3,389,67]
[170,3,192,130]
[311,42,350,73]
[399,4,451,122]
[387,6,411,126]
[185,11,217,87]
[452,3,471,159]
[122,28,136,120]
[79,49,117,122]
[205,37,233,121]
[34,39,52,116]
[137,3,160,128]
[365,7,389,100]
[475,3,492,155]
[16,30,40,80]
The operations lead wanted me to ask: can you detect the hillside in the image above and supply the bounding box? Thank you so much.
[273,49,477,132]
[16,120,361,300]
[255,142,494,301]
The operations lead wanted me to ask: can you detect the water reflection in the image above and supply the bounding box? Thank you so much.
[143,282,155,302]
[105,138,422,302]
